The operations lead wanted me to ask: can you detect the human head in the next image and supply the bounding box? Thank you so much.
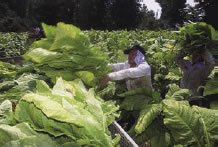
[128,49,138,65]
[124,45,146,66]
[192,51,204,64]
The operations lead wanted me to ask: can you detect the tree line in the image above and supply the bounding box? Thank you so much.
[0,0,217,32]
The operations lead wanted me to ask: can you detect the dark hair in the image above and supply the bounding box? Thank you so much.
[124,45,146,55]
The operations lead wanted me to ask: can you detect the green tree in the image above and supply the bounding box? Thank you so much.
[0,0,34,32]
[195,0,218,29]
[138,6,161,30]
[183,4,204,23]
[156,0,186,27]
[110,0,142,29]
[73,0,108,29]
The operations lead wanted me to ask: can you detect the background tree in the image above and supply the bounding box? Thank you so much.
[0,0,35,32]
[73,0,108,30]
[156,0,186,28]
[183,4,204,23]
[1,0,216,32]
[195,0,218,29]
[110,0,142,30]
[138,5,163,30]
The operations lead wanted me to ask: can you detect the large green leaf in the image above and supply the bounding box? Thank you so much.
[135,104,162,134]
[163,100,205,146]
[75,71,96,87]
[23,48,62,64]
[0,123,59,147]
[203,78,218,96]
[0,73,46,101]
[150,131,167,147]
[101,100,120,126]
[15,94,113,146]
[192,106,218,145]
[120,95,151,111]
[165,72,180,81]
[40,66,77,83]
[14,78,116,146]
[132,117,165,146]
[42,23,57,41]
[165,84,192,100]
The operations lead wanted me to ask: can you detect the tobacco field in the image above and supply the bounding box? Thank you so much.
[0,22,218,147]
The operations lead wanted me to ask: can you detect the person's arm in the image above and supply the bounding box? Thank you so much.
[174,51,188,70]
[98,62,127,88]
[203,50,215,76]
[108,62,151,81]
[109,62,126,72]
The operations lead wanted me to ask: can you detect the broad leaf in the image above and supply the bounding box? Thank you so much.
[192,106,218,145]
[0,123,59,147]
[135,104,162,134]
[163,100,205,146]
[165,84,192,100]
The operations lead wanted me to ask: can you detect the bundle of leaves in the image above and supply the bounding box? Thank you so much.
[1,77,119,146]
[24,22,111,87]
[0,61,16,81]
[178,22,216,54]
[0,61,47,103]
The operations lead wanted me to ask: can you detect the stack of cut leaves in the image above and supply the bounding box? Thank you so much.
[0,61,16,81]
[0,61,46,103]
[23,22,111,87]
[0,77,120,147]
[178,22,216,54]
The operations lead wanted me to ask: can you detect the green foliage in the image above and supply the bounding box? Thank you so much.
[97,82,116,100]
[163,100,216,147]
[1,26,218,147]
[85,29,181,96]
[165,84,192,100]
[0,1,34,32]
[0,100,16,125]
[0,61,16,80]
[24,23,111,86]
[135,104,162,134]
[0,123,60,147]
[118,87,152,97]
[0,73,47,103]
[14,77,119,146]
[178,22,216,54]
[120,95,151,111]
[203,67,218,96]
[192,106,218,146]
[0,32,29,58]
[156,0,187,27]
[195,0,218,29]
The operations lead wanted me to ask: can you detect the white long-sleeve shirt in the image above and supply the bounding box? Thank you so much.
[174,50,215,96]
[108,61,152,90]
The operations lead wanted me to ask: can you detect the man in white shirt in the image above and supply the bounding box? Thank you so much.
[98,45,152,90]
[174,50,215,96]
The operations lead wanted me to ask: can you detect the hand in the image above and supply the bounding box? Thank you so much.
[98,75,110,88]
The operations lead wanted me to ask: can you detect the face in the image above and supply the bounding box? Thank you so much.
[128,49,137,65]
[192,52,203,64]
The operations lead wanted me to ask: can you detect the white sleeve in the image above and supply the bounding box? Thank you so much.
[109,62,126,72]
[108,62,151,81]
